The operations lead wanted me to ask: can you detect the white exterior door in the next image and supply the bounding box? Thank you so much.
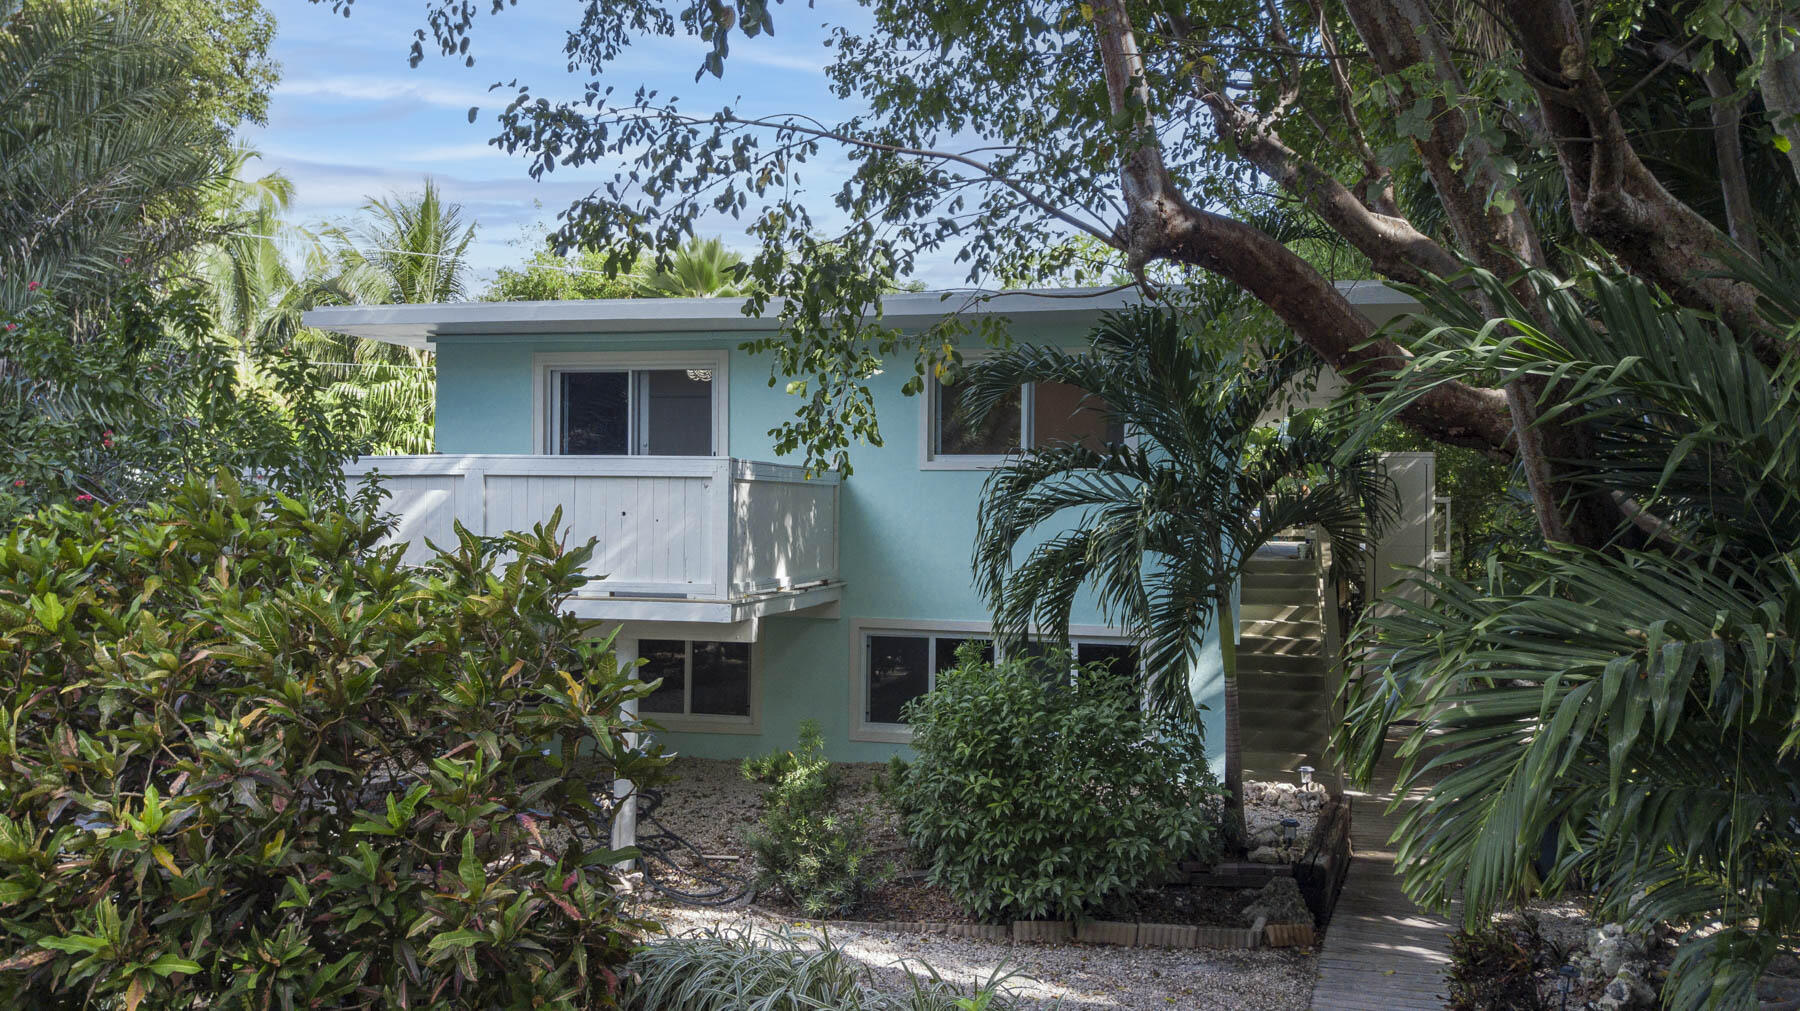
[1369,452,1437,606]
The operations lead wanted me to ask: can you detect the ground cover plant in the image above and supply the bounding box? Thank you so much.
[891,648,1223,923]
[743,720,887,917]
[625,925,1033,1010]
[0,476,667,1008]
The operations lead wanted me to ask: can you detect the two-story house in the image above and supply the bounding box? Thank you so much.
[302,284,1427,783]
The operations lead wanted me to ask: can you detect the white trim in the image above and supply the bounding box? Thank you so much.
[847,617,1136,744]
[633,635,763,736]
[531,350,729,458]
[300,282,1416,349]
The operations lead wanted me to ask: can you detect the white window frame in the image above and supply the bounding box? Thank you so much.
[848,618,1137,743]
[636,636,761,735]
[918,358,1122,471]
[533,350,730,457]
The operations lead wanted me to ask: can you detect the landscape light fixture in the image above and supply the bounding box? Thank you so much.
[1281,817,1300,844]
[1298,765,1314,788]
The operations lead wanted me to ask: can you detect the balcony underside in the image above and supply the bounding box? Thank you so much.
[565,578,844,626]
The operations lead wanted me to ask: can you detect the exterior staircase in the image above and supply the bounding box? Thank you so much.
[1237,542,1339,781]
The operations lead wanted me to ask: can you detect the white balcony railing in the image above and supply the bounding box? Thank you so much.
[343,455,839,606]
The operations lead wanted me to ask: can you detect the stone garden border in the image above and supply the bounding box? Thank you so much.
[785,914,1317,950]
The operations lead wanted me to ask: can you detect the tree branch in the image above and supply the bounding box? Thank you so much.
[1503,0,1765,339]
[1089,0,1514,453]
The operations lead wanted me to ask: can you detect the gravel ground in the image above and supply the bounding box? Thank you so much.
[635,757,1320,1007]
[644,904,1319,1010]
[644,756,906,867]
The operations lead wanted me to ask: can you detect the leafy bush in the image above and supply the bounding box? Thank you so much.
[893,650,1223,922]
[743,720,886,917]
[0,280,358,519]
[740,746,799,785]
[626,925,1032,1010]
[0,476,667,1008]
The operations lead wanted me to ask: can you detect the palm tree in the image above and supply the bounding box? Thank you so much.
[1335,258,1800,1009]
[964,304,1395,831]
[631,236,749,297]
[270,180,477,455]
[0,0,231,319]
[191,149,319,343]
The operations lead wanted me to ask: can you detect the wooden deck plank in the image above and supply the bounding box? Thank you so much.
[1306,744,1456,1011]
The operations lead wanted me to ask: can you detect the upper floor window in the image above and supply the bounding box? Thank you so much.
[555,369,713,455]
[927,375,1123,468]
[535,351,727,457]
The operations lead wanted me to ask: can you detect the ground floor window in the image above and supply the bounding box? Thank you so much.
[861,627,1137,728]
[638,639,752,719]
[865,632,995,724]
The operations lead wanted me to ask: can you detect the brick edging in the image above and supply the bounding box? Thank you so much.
[790,915,1318,949]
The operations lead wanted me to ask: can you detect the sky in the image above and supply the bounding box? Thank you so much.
[240,0,921,291]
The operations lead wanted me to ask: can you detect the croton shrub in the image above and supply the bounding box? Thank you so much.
[0,476,667,1009]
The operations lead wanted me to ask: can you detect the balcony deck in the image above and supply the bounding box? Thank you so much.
[343,454,842,625]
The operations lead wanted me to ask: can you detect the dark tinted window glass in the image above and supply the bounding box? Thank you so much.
[559,371,630,455]
[642,369,713,456]
[937,380,1020,456]
[638,639,686,713]
[934,636,993,673]
[867,634,929,724]
[1076,642,1139,677]
[691,640,751,716]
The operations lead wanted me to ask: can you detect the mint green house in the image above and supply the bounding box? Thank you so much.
[303,284,1418,776]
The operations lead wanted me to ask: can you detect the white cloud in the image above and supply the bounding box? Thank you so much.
[733,46,833,75]
[392,141,514,163]
[278,75,499,111]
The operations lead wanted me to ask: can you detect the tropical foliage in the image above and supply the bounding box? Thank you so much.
[296,181,477,454]
[198,178,478,455]
[890,647,1222,922]
[964,304,1394,810]
[0,280,356,519]
[1336,258,1800,1008]
[0,0,234,317]
[0,476,667,1008]
[485,234,751,302]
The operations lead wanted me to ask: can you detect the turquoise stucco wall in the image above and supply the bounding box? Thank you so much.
[430,328,1226,772]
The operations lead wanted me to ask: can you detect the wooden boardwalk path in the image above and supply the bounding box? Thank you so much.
[1306,747,1456,1011]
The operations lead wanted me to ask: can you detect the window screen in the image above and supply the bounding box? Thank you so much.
[639,369,713,456]
[933,376,1120,458]
[638,639,688,714]
[1031,381,1124,452]
[691,640,751,716]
